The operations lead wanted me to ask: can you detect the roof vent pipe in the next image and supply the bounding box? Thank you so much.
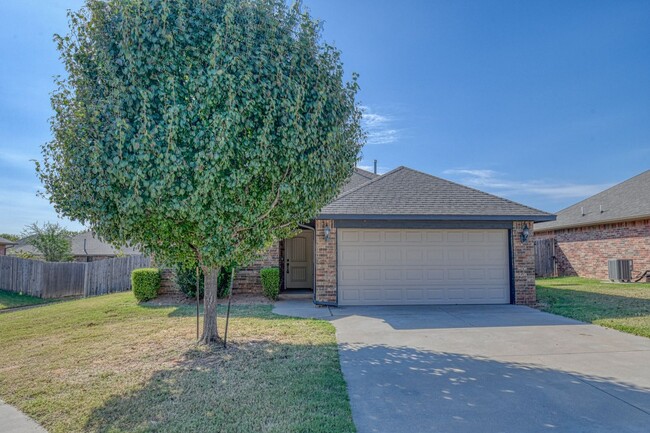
[600,205,604,213]
[373,159,377,174]
[581,206,585,216]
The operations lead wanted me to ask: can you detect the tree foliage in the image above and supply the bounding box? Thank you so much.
[22,222,73,262]
[38,0,363,342]
[0,233,20,242]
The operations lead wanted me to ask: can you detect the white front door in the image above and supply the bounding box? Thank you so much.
[338,229,510,305]
[285,230,314,289]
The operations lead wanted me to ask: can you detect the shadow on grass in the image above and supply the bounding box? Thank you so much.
[82,341,650,433]
[84,338,354,433]
[536,284,650,321]
[139,302,288,320]
[337,343,650,433]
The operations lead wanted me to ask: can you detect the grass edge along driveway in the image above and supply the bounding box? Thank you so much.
[536,276,650,338]
[0,292,355,433]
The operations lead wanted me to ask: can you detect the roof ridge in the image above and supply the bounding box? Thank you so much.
[551,169,650,215]
[402,166,552,216]
[332,166,405,202]
[354,167,378,180]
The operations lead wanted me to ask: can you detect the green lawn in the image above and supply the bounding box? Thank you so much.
[0,289,51,310]
[536,276,650,338]
[0,293,355,433]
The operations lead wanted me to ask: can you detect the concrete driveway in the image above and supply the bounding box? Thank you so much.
[274,302,650,433]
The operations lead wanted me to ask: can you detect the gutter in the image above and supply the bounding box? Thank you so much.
[316,214,556,222]
[535,214,650,233]
[297,223,337,308]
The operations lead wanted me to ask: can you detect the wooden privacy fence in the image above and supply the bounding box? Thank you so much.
[0,255,151,298]
[534,238,557,277]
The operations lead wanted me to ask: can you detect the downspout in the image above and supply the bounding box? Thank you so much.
[298,223,337,307]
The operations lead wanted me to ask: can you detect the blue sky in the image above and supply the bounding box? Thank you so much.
[1,1,649,233]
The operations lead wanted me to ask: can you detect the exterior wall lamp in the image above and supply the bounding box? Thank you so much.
[324,225,331,241]
[521,223,530,243]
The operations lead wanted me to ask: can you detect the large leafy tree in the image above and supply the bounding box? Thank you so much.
[22,222,73,262]
[38,0,363,343]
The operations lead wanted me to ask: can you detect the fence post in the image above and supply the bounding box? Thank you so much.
[83,262,90,297]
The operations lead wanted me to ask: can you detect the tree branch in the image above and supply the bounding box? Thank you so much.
[256,165,291,223]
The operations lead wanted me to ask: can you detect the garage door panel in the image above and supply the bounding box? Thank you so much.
[426,232,444,242]
[362,249,382,265]
[446,249,467,265]
[361,230,382,242]
[405,269,423,281]
[425,248,445,264]
[384,289,402,300]
[406,288,424,300]
[339,247,361,265]
[338,229,510,305]
[404,231,424,242]
[340,230,360,242]
[466,268,486,280]
[426,288,446,300]
[426,269,446,281]
[384,269,402,281]
[384,231,402,242]
[362,269,382,281]
[405,249,425,264]
[384,248,403,264]
[466,231,486,242]
[339,268,361,283]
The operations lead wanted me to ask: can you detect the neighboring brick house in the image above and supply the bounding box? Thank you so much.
[237,166,553,306]
[0,237,16,256]
[536,170,650,280]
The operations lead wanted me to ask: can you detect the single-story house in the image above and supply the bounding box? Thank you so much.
[235,166,554,306]
[0,237,16,256]
[535,170,650,280]
[8,231,140,262]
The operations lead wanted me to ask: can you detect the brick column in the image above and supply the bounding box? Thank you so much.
[315,219,337,304]
[512,221,536,305]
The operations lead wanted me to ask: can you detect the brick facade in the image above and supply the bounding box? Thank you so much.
[159,268,180,295]
[164,220,539,305]
[512,221,536,305]
[158,243,280,296]
[315,219,337,303]
[536,219,650,280]
[233,242,281,293]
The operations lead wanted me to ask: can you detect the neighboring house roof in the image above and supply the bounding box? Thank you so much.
[0,237,16,246]
[320,166,554,221]
[536,169,650,231]
[9,231,140,257]
[69,232,140,256]
[340,168,380,193]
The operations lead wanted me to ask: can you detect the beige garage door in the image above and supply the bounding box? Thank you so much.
[337,229,510,305]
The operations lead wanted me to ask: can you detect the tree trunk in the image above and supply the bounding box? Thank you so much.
[199,266,221,344]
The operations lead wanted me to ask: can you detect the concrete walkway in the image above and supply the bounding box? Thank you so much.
[0,400,47,433]
[273,301,650,433]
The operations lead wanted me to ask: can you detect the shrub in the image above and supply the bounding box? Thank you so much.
[175,264,232,299]
[260,267,280,300]
[131,268,161,302]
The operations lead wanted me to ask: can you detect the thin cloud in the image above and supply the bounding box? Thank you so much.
[0,150,39,168]
[361,106,400,145]
[443,169,613,200]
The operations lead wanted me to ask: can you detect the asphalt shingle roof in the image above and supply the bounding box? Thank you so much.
[9,231,140,257]
[0,237,16,245]
[340,168,380,193]
[320,166,554,221]
[536,170,650,231]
